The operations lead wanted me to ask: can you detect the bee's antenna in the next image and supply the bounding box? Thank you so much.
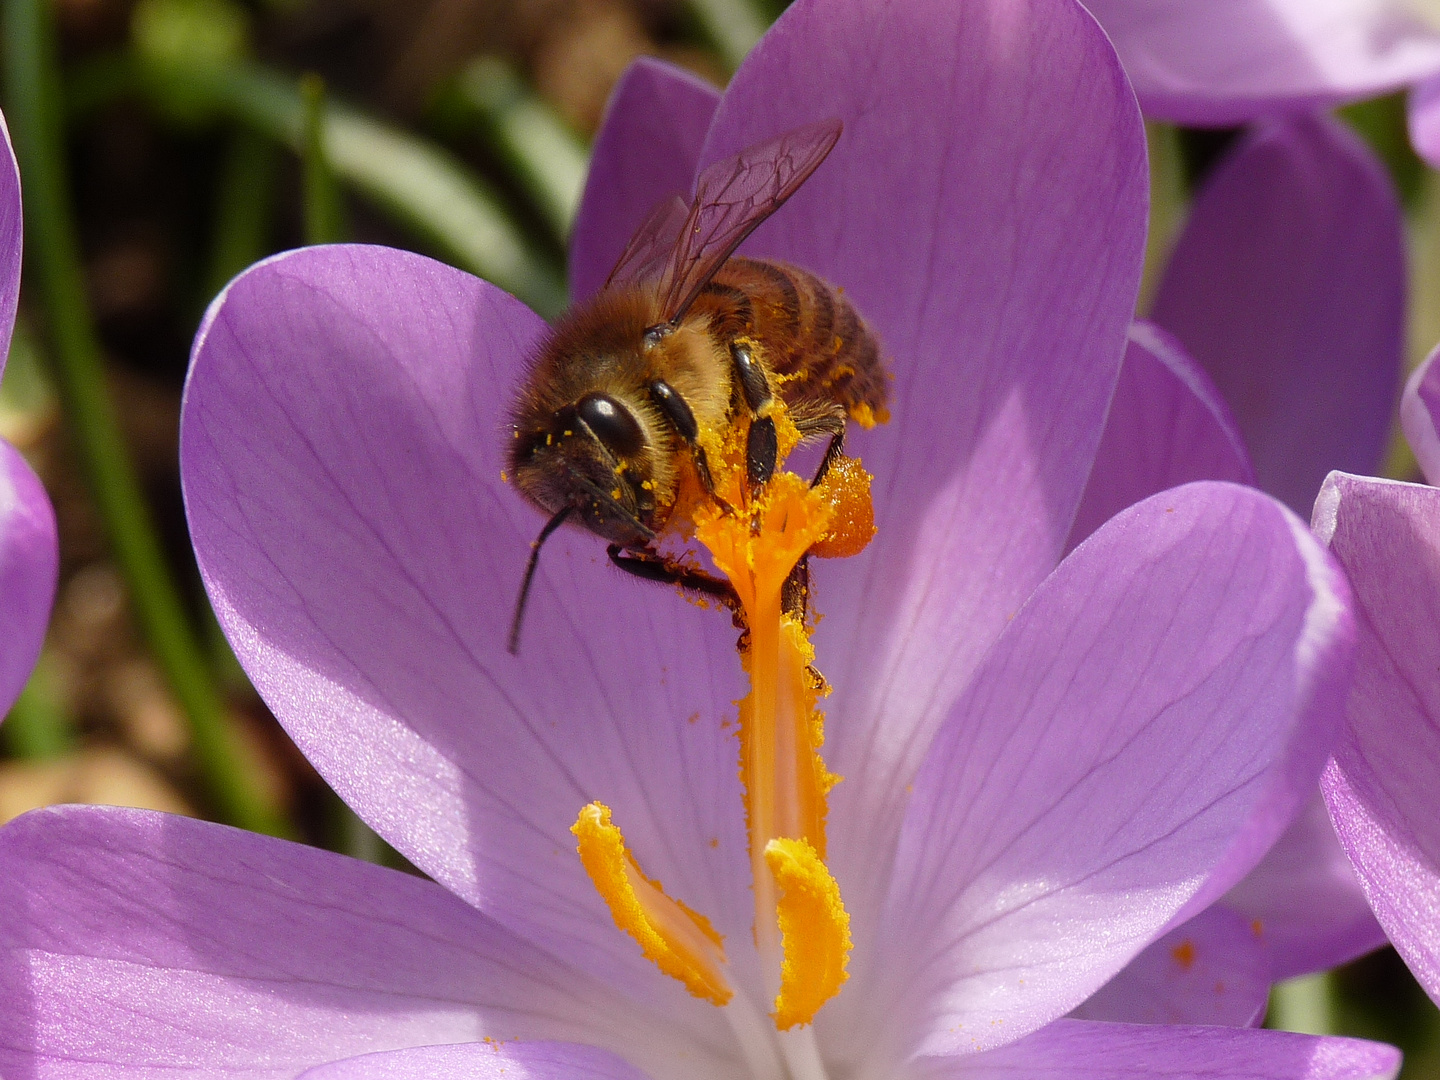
[508,506,574,655]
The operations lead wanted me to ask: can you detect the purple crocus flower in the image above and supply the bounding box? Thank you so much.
[1315,350,1440,1009]
[1065,102,1413,1013]
[0,116,58,720]
[606,41,1409,1036]
[0,0,1402,1076]
[1079,0,1440,168]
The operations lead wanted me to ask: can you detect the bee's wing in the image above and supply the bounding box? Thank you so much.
[604,194,691,292]
[640,120,842,324]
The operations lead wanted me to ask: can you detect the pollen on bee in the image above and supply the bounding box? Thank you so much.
[809,455,875,560]
[849,402,888,429]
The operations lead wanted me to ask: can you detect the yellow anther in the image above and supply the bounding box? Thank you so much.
[572,803,732,1006]
[765,837,851,1029]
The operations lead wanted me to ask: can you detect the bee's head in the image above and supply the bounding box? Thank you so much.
[510,390,659,548]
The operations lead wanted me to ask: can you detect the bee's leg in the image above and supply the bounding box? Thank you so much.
[813,429,846,487]
[815,432,844,485]
[781,555,810,621]
[608,544,738,607]
[792,408,847,487]
[730,342,779,491]
[747,418,778,489]
[780,557,827,693]
[649,380,734,514]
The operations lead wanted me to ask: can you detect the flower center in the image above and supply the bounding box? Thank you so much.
[571,398,877,1073]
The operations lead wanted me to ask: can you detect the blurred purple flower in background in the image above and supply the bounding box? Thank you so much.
[0,117,59,720]
[1056,67,1429,1024]
[0,0,1407,1077]
[0,434,54,718]
[1080,0,1440,166]
[1147,113,1406,517]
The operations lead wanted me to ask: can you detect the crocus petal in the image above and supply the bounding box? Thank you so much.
[1399,342,1440,484]
[181,245,755,1001]
[927,1018,1400,1080]
[700,0,1148,942]
[1070,906,1269,1028]
[0,805,732,1080]
[0,110,54,722]
[567,58,719,303]
[1082,0,1440,127]
[865,482,1351,1061]
[0,111,20,370]
[1408,73,1440,170]
[299,1042,652,1080]
[1222,789,1386,980]
[1316,471,1440,1005]
[0,440,58,717]
[1067,321,1255,553]
[1152,112,1404,516]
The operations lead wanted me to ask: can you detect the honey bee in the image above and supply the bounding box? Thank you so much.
[507,119,889,652]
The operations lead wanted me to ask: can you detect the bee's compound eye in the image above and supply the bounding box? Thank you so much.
[577,393,645,458]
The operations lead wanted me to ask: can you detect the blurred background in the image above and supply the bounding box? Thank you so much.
[0,0,1437,1070]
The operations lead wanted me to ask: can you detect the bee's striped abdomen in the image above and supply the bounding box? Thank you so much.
[707,258,888,425]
